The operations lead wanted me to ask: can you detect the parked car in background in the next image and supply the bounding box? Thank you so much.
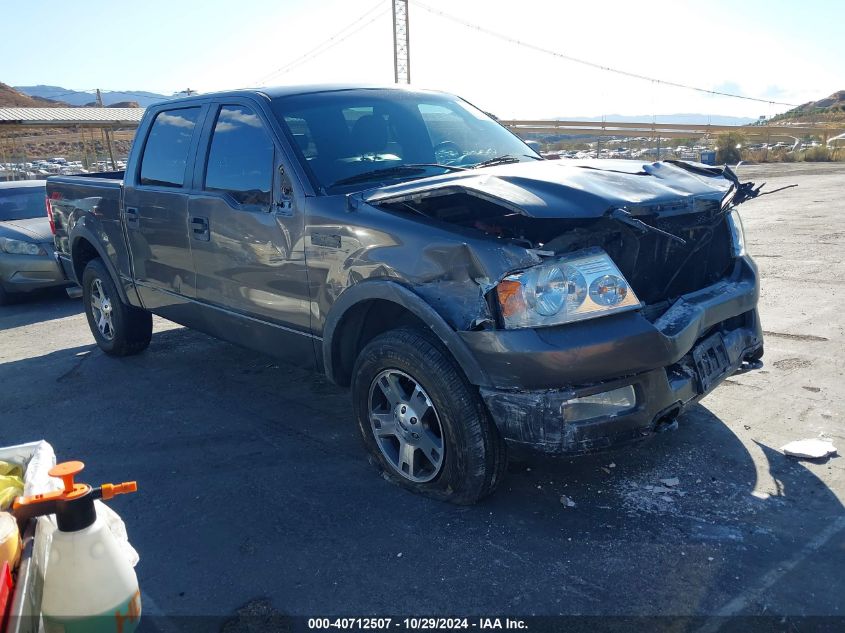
[46,86,764,503]
[0,180,72,305]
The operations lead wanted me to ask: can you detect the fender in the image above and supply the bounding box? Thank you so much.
[69,224,140,307]
[322,280,492,388]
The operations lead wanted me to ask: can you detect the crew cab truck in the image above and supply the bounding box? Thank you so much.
[47,86,764,503]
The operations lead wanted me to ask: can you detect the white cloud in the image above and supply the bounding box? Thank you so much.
[218,108,263,128]
[157,112,196,128]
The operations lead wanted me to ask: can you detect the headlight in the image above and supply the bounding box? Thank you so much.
[496,248,641,329]
[726,209,746,257]
[0,237,45,256]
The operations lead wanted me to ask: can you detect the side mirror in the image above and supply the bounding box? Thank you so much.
[275,165,294,214]
[279,165,293,197]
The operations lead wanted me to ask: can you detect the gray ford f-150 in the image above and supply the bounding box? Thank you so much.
[47,85,764,503]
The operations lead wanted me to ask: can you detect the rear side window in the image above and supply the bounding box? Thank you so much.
[139,107,201,187]
[205,105,274,206]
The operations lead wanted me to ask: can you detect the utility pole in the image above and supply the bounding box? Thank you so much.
[95,89,117,171]
[392,0,410,84]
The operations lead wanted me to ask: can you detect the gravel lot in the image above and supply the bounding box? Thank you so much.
[1,162,843,627]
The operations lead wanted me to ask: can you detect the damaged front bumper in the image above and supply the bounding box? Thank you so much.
[467,256,763,455]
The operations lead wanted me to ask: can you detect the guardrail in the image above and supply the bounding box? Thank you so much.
[501,119,843,142]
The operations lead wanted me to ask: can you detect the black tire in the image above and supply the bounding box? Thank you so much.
[352,327,507,504]
[82,258,152,356]
[0,286,10,306]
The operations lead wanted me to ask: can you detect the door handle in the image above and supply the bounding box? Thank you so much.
[191,216,210,241]
[125,207,139,229]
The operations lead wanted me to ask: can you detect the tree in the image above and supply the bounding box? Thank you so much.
[715,131,746,164]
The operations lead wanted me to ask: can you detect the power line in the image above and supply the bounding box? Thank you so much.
[257,4,388,83]
[254,0,389,85]
[411,0,799,108]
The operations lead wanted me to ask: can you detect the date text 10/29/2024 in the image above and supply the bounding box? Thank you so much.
[308,618,528,630]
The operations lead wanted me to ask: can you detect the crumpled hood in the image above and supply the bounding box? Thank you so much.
[363,159,735,218]
[0,217,54,243]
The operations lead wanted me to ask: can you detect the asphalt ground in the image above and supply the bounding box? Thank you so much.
[1,162,844,631]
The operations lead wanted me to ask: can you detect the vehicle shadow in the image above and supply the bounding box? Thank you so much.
[0,288,81,331]
[2,325,842,624]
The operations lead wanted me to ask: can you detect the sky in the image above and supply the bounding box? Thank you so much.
[2,0,843,119]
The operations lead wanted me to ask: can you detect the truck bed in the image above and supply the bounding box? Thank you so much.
[48,170,125,186]
[46,173,127,286]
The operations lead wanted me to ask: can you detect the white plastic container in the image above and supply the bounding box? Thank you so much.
[11,460,140,633]
[41,509,141,633]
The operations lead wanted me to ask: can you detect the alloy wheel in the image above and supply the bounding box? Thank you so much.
[90,278,115,341]
[368,369,445,483]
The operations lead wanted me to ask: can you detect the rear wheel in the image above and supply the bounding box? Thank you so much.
[82,258,152,356]
[352,327,507,504]
[0,286,9,306]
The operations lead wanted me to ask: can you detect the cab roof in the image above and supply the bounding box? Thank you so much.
[151,84,448,108]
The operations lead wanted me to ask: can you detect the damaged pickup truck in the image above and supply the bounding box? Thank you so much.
[46,86,764,503]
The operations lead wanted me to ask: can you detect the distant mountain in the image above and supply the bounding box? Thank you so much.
[0,82,69,107]
[554,114,756,126]
[15,85,169,107]
[771,90,845,123]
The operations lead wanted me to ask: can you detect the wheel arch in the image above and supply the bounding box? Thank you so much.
[70,229,130,305]
[322,280,491,388]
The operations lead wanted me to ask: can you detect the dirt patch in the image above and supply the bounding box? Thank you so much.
[819,232,845,241]
[220,599,291,633]
[774,357,813,371]
[764,331,829,342]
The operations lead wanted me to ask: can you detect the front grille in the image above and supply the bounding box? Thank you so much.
[603,214,733,308]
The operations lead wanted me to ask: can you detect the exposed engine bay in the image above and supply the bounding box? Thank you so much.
[380,190,734,315]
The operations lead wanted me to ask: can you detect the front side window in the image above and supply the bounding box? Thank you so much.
[205,105,274,207]
[139,107,201,187]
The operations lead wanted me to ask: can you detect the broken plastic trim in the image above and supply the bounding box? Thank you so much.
[562,385,637,423]
[609,208,687,245]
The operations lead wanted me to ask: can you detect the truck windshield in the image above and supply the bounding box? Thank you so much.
[0,187,46,221]
[272,90,539,193]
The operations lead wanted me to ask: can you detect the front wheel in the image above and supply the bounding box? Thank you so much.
[352,327,507,504]
[82,258,152,356]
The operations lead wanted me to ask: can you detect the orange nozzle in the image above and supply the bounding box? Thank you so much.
[50,461,85,493]
[12,461,90,512]
[100,482,138,500]
[11,462,137,515]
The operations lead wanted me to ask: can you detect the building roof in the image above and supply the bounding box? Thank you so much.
[0,107,145,127]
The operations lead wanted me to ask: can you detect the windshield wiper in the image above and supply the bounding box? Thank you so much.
[471,154,542,169]
[329,163,467,188]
